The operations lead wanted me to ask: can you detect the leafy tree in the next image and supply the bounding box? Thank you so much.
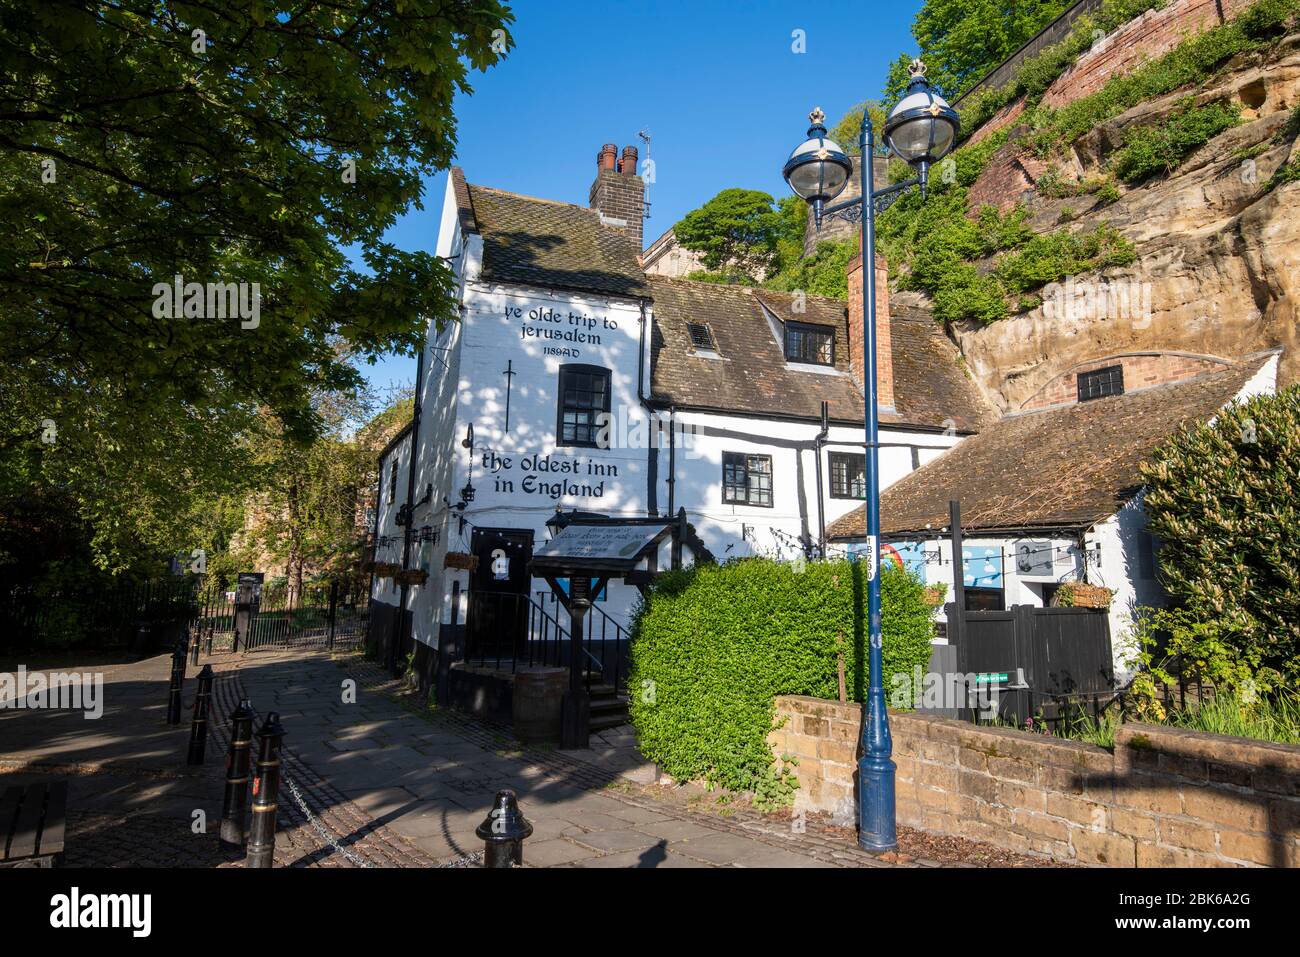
[1140,387,1300,685]
[829,100,887,148]
[883,0,1073,102]
[204,388,413,600]
[0,1,512,570]
[674,189,793,280]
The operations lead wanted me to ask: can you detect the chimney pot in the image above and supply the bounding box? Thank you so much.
[618,145,639,175]
[597,143,618,172]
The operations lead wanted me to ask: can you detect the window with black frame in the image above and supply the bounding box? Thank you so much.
[828,451,866,499]
[1077,364,1124,402]
[556,364,611,447]
[784,321,834,365]
[388,460,398,505]
[722,452,773,507]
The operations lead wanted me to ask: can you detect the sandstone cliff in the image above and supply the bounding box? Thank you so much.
[943,32,1300,412]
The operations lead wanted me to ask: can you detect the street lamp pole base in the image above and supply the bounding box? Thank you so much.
[858,754,898,853]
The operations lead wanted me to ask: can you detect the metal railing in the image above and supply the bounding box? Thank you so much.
[462,589,629,694]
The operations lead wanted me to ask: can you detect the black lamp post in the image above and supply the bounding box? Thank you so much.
[782,59,958,853]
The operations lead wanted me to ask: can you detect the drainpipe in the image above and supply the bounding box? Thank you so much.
[394,346,426,675]
[814,401,829,557]
[667,405,676,517]
[637,298,658,516]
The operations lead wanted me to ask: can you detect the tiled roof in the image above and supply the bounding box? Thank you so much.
[464,181,649,298]
[826,358,1271,539]
[647,277,995,430]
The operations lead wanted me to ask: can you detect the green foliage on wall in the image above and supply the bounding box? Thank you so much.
[1024,0,1297,155]
[874,128,1135,325]
[762,238,859,299]
[1111,101,1242,182]
[627,559,936,807]
[1140,386,1300,686]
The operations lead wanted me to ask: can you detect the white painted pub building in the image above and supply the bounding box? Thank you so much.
[368,144,985,677]
[369,142,1278,686]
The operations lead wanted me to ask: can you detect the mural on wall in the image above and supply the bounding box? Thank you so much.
[962,545,1004,588]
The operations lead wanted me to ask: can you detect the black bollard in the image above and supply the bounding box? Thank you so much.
[475,790,534,868]
[219,699,256,848]
[190,627,200,666]
[205,623,214,657]
[166,639,188,725]
[245,712,286,868]
[186,664,215,765]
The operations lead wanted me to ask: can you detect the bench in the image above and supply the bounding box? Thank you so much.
[0,781,67,868]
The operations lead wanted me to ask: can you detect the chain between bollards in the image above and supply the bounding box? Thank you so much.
[246,712,286,868]
[166,639,187,725]
[220,699,256,848]
[475,790,533,867]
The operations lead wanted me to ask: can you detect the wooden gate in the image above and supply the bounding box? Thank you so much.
[949,603,1114,725]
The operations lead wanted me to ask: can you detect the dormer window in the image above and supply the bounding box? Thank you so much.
[687,322,717,351]
[1078,364,1124,402]
[784,321,834,365]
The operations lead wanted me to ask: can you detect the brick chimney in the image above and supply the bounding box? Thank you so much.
[846,245,895,411]
[589,142,645,248]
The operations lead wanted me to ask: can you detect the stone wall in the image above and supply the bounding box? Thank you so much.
[770,695,1300,867]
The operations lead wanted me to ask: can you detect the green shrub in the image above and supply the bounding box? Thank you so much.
[627,559,936,807]
[1110,100,1241,182]
[1140,386,1300,683]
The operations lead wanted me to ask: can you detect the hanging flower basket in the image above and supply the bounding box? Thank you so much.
[444,551,478,571]
[1053,582,1113,609]
[922,585,946,608]
[358,560,378,574]
[372,562,402,578]
[393,568,429,586]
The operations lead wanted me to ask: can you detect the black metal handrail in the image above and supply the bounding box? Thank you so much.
[462,590,629,694]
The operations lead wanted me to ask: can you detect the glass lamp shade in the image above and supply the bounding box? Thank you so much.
[883,70,959,166]
[783,115,853,205]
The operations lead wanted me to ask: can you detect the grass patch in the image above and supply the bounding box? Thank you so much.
[1165,692,1300,744]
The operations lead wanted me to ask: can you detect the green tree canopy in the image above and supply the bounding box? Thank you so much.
[883,0,1073,102]
[0,1,512,570]
[674,188,798,280]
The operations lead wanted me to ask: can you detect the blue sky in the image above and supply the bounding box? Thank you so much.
[362,0,923,393]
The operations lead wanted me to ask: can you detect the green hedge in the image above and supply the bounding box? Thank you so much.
[627,558,936,808]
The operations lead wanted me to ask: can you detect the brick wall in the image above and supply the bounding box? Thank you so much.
[966,141,1054,212]
[1019,352,1231,409]
[1040,0,1256,110]
[846,251,895,409]
[771,695,1300,866]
